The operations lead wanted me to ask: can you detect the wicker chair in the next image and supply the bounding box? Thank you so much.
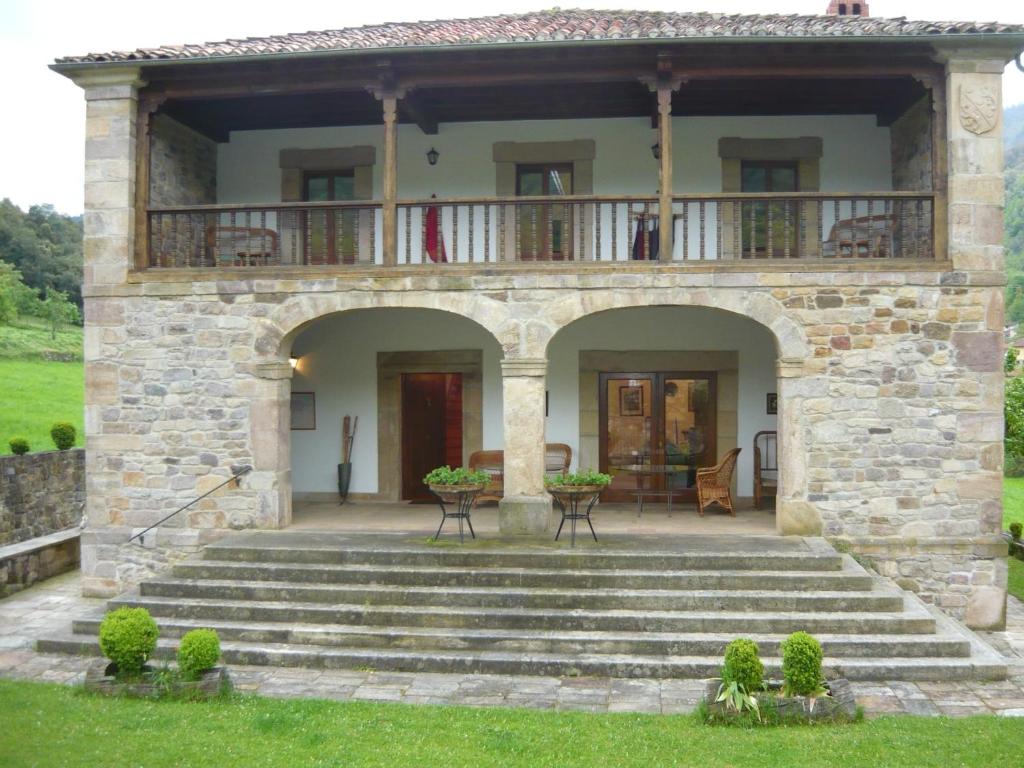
[753,430,778,510]
[468,443,573,506]
[696,448,742,516]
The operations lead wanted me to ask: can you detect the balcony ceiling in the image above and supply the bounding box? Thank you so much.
[151,43,933,141]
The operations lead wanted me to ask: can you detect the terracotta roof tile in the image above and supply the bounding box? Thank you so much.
[54,9,1024,65]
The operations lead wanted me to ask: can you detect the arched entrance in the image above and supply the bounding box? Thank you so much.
[544,304,783,532]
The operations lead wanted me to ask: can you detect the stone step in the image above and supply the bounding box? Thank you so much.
[173,559,875,591]
[200,543,844,572]
[139,578,907,613]
[106,594,939,635]
[69,615,973,659]
[37,633,1006,682]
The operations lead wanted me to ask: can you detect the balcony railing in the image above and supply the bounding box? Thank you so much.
[146,192,934,269]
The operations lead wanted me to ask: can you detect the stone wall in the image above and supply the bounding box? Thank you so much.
[0,531,80,597]
[0,449,85,546]
[149,114,216,207]
[890,95,933,191]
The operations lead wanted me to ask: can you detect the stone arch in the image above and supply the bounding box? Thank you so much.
[539,288,808,361]
[259,290,513,361]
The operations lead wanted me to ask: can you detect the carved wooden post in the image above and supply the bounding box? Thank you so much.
[657,84,674,260]
[134,94,164,271]
[381,93,398,266]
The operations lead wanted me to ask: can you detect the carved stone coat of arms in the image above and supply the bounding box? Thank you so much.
[959,84,999,135]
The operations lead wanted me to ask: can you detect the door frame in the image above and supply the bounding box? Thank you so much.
[515,162,574,261]
[598,370,718,503]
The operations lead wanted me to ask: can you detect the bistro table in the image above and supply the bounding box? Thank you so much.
[616,464,694,515]
[428,485,481,543]
[546,485,604,547]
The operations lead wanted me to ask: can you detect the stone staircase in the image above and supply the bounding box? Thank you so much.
[39,530,1007,681]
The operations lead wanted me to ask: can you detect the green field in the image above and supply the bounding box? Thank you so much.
[0,680,1021,768]
[1003,477,1024,529]
[0,317,83,362]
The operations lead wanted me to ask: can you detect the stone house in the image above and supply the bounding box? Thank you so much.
[53,8,1024,630]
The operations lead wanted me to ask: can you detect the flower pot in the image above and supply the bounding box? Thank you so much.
[546,484,607,495]
[84,659,228,699]
[337,462,352,504]
[704,678,856,723]
[428,483,486,503]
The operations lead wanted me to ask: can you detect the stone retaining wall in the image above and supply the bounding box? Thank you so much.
[0,530,81,597]
[0,449,85,546]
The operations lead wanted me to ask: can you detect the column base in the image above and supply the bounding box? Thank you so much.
[498,495,552,535]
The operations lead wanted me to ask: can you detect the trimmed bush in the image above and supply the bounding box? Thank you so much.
[177,629,221,681]
[50,422,76,451]
[720,638,764,692]
[8,437,29,455]
[1011,522,1023,541]
[781,631,824,696]
[98,607,159,678]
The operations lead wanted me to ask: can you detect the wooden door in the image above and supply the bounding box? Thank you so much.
[740,161,799,259]
[599,372,717,504]
[401,373,463,502]
[303,170,356,265]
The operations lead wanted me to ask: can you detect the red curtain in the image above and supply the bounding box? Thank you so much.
[425,205,447,263]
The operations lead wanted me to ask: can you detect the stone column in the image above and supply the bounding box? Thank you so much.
[775,357,823,537]
[250,362,294,530]
[73,68,143,597]
[498,358,552,534]
[656,84,674,260]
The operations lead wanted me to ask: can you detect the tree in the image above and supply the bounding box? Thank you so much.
[1006,377,1024,461]
[0,260,41,324]
[39,288,80,340]
[0,199,83,309]
[1007,347,1020,374]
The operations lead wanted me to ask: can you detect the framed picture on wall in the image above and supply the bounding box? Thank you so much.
[290,392,316,430]
[620,386,645,417]
[766,393,778,415]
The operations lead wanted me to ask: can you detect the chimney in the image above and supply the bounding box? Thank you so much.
[827,1,869,16]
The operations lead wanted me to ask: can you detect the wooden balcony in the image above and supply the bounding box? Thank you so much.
[146,192,935,270]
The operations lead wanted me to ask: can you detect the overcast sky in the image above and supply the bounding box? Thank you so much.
[2,0,1022,214]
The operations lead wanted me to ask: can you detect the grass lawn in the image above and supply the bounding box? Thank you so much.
[0,681,1021,768]
[1009,558,1024,602]
[0,359,83,454]
[1003,477,1024,530]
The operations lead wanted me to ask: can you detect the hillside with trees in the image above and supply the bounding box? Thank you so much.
[1003,104,1024,324]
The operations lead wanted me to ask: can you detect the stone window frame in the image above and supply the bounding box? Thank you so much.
[718,137,823,258]
[493,140,595,260]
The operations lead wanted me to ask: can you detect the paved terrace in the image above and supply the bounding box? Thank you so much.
[1,569,1022,717]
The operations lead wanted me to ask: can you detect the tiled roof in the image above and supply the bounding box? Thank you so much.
[55,9,1024,65]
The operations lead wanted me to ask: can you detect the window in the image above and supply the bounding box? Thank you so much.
[741,161,800,259]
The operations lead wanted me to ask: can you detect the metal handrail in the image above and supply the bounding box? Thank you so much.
[129,465,252,546]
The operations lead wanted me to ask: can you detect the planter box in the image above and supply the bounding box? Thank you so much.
[84,659,228,699]
[704,678,857,723]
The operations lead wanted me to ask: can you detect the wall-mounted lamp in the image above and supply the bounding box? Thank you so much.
[426,147,440,166]
[289,355,299,370]
[650,143,661,160]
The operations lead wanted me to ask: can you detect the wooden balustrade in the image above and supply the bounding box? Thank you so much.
[146,192,934,269]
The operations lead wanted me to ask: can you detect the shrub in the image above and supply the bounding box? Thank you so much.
[423,466,489,486]
[98,607,160,677]
[8,437,29,455]
[545,470,613,487]
[720,638,764,692]
[50,422,76,451]
[781,631,824,697]
[1011,522,1023,541]
[177,629,221,680]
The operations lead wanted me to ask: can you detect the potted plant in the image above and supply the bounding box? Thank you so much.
[703,632,857,724]
[85,608,227,699]
[544,469,612,495]
[423,466,490,501]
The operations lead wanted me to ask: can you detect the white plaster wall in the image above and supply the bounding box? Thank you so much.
[545,306,778,496]
[290,305,777,497]
[289,309,503,495]
[217,115,892,202]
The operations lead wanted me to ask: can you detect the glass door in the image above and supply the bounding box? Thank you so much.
[599,372,717,504]
[516,164,573,261]
[741,161,799,259]
[303,170,356,265]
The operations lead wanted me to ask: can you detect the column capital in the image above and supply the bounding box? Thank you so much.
[252,362,294,381]
[777,357,805,379]
[500,358,547,378]
[71,66,146,99]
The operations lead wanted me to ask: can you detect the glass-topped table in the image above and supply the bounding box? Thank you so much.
[616,464,694,514]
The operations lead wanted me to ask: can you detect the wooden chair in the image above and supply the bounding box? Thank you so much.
[468,443,573,506]
[696,448,742,516]
[753,430,778,510]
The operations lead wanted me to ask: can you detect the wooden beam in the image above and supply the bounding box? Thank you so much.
[657,83,674,262]
[133,94,164,270]
[380,92,398,266]
[401,92,439,135]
